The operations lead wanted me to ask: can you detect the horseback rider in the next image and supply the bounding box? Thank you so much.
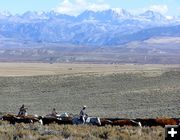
[18,104,28,116]
[51,108,58,117]
[79,105,88,124]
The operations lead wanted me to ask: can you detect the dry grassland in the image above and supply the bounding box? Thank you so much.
[0,121,164,140]
[0,63,179,76]
[0,63,179,140]
[0,63,179,118]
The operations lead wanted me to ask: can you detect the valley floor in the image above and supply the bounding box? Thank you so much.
[0,63,179,118]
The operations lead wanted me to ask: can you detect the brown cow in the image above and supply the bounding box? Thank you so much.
[135,118,179,127]
[155,118,179,126]
[100,118,179,127]
[100,118,113,126]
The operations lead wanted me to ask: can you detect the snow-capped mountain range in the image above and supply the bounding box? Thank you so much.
[0,9,180,46]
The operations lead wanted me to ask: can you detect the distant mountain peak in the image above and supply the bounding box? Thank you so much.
[95,9,132,18]
[77,9,132,21]
[140,10,165,21]
[21,11,49,20]
[112,8,132,17]
[0,9,179,46]
[0,11,11,17]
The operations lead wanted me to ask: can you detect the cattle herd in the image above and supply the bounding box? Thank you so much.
[0,113,179,127]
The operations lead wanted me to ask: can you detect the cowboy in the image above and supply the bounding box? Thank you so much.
[51,108,58,117]
[18,104,28,116]
[79,105,88,124]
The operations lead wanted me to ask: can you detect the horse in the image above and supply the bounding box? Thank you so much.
[72,115,101,126]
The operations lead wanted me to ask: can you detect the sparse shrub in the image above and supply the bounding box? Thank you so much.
[99,130,110,139]
[0,123,165,140]
[38,135,61,140]
[61,125,71,139]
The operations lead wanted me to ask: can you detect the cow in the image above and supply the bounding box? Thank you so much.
[100,118,142,127]
[40,112,73,125]
[40,116,72,125]
[134,118,179,127]
[2,114,41,124]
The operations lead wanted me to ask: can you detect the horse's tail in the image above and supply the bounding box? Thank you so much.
[130,120,142,128]
[97,117,101,126]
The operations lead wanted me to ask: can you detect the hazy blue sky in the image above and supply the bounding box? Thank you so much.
[0,0,180,16]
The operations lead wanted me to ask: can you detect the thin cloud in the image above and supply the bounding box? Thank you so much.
[55,0,110,16]
[129,5,169,15]
[55,1,171,16]
[149,5,168,14]
[177,7,180,13]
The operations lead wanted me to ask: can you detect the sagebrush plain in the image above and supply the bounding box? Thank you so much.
[0,63,179,118]
[0,63,179,140]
